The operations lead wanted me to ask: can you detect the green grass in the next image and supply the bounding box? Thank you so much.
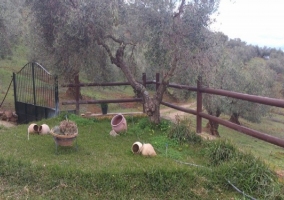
[0,45,28,110]
[0,115,283,199]
[171,112,284,172]
[0,45,28,72]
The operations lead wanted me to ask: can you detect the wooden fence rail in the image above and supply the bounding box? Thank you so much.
[62,73,284,148]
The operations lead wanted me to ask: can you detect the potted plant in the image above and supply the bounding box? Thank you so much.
[50,119,78,146]
[100,103,108,115]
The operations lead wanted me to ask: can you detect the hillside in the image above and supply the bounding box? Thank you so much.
[1,46,284,182]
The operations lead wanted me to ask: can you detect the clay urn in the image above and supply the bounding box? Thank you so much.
[141,143,157,157]
[39,124,50,135]
[28,123,39,134]
[27,123,39,140]
[132,141,143,154]
[111,114,127,133]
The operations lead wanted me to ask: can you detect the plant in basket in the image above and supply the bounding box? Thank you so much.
[51,119,78,146]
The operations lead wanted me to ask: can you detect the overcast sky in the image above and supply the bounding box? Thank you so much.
[210,0,284,50]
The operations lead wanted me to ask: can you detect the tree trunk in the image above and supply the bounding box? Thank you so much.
[96,1,184,124]
[149,103,160,124]
[96,0,184,125]
[229,113,241,125]
[101,44,164,124]
[207,109,221,137]
[66,87,82,99]
[207,121,220,137]
[142,97,160,124]
[65,73,82,99]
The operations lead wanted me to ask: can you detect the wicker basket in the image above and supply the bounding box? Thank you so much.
[50,129,78,146]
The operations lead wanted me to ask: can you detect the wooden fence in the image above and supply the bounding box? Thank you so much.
[62,73,284,148]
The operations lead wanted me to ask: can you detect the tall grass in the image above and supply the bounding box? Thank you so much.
[205,140,283,199]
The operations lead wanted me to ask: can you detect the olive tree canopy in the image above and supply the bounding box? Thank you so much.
[0,0,23,58]
[26,0,219,123]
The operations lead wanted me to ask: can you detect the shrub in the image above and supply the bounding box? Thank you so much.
[206,140,236,166]
[205,140,284,199]
[168,116,201,145]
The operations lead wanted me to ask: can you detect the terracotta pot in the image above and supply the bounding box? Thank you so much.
[50,129,78,147]
[111,114,127,133]
[27,123,39,140]
[39,124,50,135]
[53,135,77,146]
[141,143,157,157]
[28,123,39,133]
[132,141,143,154]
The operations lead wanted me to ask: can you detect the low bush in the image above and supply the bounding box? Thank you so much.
[168,116,202,145]
[204,140,284,199]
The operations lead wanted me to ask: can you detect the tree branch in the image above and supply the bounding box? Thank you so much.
[69,0,76,8]
[173,0,186,18]
[105,35,124,44]
[105,35,136,46]
[96,39,117,65]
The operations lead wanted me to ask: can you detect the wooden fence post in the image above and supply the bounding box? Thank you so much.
[54,75,59,116]
[196,76,202,133]
[156,73,160,91]
[75,75,80,115]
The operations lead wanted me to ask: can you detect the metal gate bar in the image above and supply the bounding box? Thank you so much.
[13,62,59,124]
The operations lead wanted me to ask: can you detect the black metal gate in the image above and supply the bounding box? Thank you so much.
[13,62,59,124]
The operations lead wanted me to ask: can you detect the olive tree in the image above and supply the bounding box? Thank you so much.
[196,32,236,136]
[0,0,24,58]
[224,57,276,124]
[26,0,219,123]
[200,34,277,136]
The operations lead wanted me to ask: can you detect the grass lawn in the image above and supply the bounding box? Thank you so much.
[0,114,283,199]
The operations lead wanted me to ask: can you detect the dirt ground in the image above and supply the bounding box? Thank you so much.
[0,120,16,128]
[160,102,196,120]
[160,102,217,140]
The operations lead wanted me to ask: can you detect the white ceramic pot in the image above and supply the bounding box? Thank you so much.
[28,123,39,133]
[27,123,39,140]
[39,124,50,135]
[141,143,157,157]
[132,141,143,154]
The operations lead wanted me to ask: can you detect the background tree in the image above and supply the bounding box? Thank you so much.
[0,0,23,59]
[192,30,278,135]
[195,32,235,136]
[26,0,117,98]
[221,39,276,125]
[223,57,276,124]
[267,49,284,98]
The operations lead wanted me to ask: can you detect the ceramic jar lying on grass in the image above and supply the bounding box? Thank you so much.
[28,123,50,140]
[131,141,157,157]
